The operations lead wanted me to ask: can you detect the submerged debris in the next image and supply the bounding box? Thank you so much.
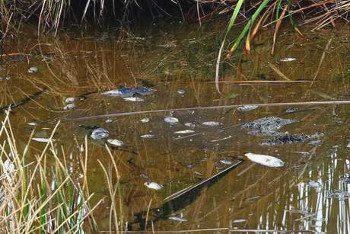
[237,105,259,111]
[90,128,109,140]
[242,116,297,135]
[144,182,163,190]
[107,139,124,147]
[102,87,155,97]
[164,116,179,124]
[245,153,285,168]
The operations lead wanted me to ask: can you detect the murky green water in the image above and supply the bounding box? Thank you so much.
[2,22,350,233]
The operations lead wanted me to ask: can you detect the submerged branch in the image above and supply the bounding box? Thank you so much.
[64,100,350,122]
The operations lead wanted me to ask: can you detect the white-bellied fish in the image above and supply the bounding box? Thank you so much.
[245,153,285,168]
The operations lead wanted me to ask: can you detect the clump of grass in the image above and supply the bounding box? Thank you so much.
[0,112,101,233]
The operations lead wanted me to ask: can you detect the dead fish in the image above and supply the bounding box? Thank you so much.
[140,117,150,123]
[64,97,75,104]
[280,58,296,62]
[177,89,186,95]
[232,219,246,223]
[140,134,156,139]
[237,105,259,111]
[244,153,285,168]
[174,130,195,134]
[164,116,179,124]
[169,216,187,222]
[107,139,124,147]
[202,121,222,127]
[123,97,144,102]
[91,128,109,140]
[63,103,76,110]
[32,137,55,143]
[184,122,196,128]
[28,66,39,73]
[144,182,163,190]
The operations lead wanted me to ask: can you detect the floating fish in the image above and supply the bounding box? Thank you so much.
[123,97,144,102]
[232,219,246,223]
[140,118,150,123]
[237,105,259,111]
[202,121,222,127]
[32,137,55,143]
[144,182,163,190]
[105,118,113,123]
[28,66,39,74]
[184,122,196,128]
[102,87,155,97]
[63,103,76,110]
[90,128,109,140]
[280,57,296,62]
[244,153,285,168]
[169,216,187,222]
[177,89,186,95]
[64,97,75,104]
[164,116,179,124]
[140,134,156,139]
[174,130,195,134]
[107,139,124,147]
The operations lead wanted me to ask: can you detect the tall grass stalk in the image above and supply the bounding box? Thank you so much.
[0,111,99,233]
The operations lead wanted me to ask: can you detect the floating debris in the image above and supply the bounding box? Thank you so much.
[237,105,259,111]
[144,182,163,190]
[164,116,179,124]
[177,89,186,95]
[28,66,39,73]
[242,117,297,136]
[65,97,75,104]
[102,87,155,97]
[285,107,298,113]
[123,97,144,102]
[202,121,222,127]
[174,130,195,134]
[140,118,150,123]
[280,57,296,62]
[261,133,322,146]
[140,134,156,139]
[32,137,55,143]
[63,103,76,110]
[245,153,285,168]
[107,139,124,147]
[169,216,187,222]
[90,128,109,140]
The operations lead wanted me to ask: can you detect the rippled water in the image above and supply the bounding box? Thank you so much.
[1,22,350,232]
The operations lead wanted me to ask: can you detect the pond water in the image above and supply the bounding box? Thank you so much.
[2,22,350,233]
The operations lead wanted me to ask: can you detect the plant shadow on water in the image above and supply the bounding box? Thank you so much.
[1,23,350,232]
